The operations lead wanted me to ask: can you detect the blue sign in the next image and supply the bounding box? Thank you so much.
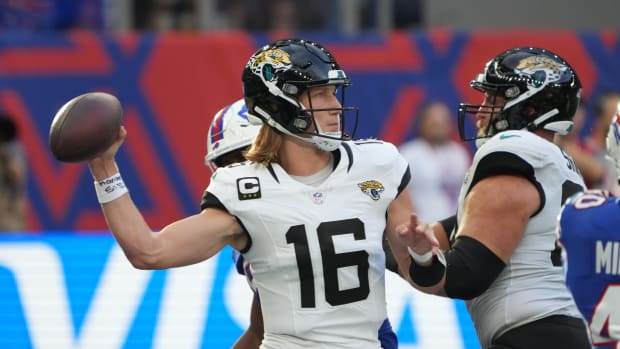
[0,233,480,349]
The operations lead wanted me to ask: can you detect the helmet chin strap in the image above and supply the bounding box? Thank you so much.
[476,107,566,149]
[311,135,342,151]
[311,123,342,151]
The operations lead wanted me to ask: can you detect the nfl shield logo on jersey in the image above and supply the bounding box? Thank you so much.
[237,177,261,200]
[312,192,325,204]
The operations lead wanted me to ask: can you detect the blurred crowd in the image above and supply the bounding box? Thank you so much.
[0,112,27,232]
[0,0,104,31]
[557,92,620,195]
[0,0,422,32]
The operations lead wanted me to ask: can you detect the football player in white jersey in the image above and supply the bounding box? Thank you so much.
[86,38,429,349]
[395,47,591,348]
[206,98,399,349]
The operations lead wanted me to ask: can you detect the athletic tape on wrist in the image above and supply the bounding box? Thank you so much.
[408,246,433,264]
[94,173,128,204]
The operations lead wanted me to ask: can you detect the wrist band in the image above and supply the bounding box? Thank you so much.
[408,246,433,265]
[408,254,446,287]
[94,173,128,204]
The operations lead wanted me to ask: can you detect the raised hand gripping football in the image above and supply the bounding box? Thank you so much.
[49,92,123,162]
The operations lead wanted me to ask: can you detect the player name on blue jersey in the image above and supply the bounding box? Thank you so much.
[596,240,620,275]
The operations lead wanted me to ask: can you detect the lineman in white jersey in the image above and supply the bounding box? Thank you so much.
[85,38,428,349]
[395,47,591,348]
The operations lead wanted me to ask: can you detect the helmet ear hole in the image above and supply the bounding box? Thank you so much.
[494,119,509,130]
[293,117,310,130]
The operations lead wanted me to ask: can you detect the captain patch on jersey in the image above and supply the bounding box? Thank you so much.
[237,177,261,200]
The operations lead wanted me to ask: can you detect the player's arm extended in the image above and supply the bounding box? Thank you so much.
[88,128,247,270]
[402,175,539,298]
[385,188,440,286]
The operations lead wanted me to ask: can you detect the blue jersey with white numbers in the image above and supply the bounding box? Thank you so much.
[560,190,620,349]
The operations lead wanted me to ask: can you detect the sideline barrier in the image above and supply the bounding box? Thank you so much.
[0,233,480,348]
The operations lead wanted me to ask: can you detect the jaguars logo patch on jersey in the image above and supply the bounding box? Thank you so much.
[358,180,384,201]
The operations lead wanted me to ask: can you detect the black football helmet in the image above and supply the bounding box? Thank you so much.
[458,47,582,144]
[242,38,359,151]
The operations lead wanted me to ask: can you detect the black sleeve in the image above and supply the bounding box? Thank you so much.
[471,151,545,216]
[444,236,506,300]
[561,180,584,203]
[200,191,229,213]
[397,165,411,195]
[383,236,400,275]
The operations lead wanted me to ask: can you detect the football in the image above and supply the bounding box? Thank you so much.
[49,92,123,162]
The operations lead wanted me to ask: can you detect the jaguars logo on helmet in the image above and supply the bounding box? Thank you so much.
[248,48,292,82]
[515,55,567,86]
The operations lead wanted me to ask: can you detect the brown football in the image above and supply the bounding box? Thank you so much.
[49,92,123,162]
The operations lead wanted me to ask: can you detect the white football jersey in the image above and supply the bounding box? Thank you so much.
[455,130,585,347]
[203,140,409,349]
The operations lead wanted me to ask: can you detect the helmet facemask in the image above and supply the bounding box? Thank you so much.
[458,81,511,146]
[296,82,358,151]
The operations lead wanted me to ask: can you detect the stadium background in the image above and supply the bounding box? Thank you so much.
[1,17,619,349]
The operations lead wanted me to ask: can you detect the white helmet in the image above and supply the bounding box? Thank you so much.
[606,103,620,185]
[205,99,261,171]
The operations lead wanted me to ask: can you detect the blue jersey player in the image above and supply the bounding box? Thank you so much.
[559,111,620,349]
